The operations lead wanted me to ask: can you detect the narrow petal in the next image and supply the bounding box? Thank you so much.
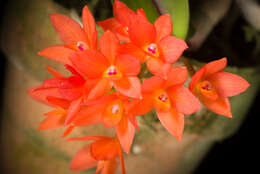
[28,86,63,106]
[59,87,83,101]
[50,14,87,44]
[82,6,97,49]
[189,67,206,93]
[129,15,156,47]
[168,86,201,115]
[65,98,82,125]
[101,158,118,174]
[142,75,164,94]
[159,36,188,63]
[73,105,103,126]
[98,18,121,32]
[46,66,63,78]
[118,43,146,62]
[156,108,184,141]
[90,138,120,160]
[38,112,66,130]
[200,96,232,118]
[130,95,154,116]
[146,59,171,78]
[203,58,227,77]
[116,116,135,154]
[113,77,142,99]
[70,50,109,79]
[46,96,70,109]
[114,0,136,26]
[128,114,139,131]
[38,45,73,64]
[207,72,250,97]
[70,145,98,171]
[87,79,112,100]
[62,126,75,137]
[136,8,148,21]
[99,31,120,64]
[166,67,188,87]
[154,14,173,42]
[115,54,140,76]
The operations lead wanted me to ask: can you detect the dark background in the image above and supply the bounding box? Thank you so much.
[0,0,259,174]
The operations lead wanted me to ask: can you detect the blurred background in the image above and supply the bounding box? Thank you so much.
[0,0,259,174]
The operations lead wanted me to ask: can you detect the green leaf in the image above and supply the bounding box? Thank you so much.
[119,0,160,22]
[155,0,190,39]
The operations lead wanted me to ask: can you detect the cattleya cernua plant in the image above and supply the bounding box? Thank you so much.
[28,0,250,173]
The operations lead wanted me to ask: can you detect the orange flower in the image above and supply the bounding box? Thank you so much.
[189,58,250,118]
[79,93,137,154]
[114,6,188,78]
[38,6,97,64]
[68,136,125,174]
[28,65,101,134]
[131,67,201,140]
[98,0,146,42]
[70,31,142,99]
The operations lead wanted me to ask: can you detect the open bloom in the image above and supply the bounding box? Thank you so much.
[68,136,125,174]
[116,7,188,77]
[28,65,102,134]
[189,58,250,117]
[38,6,97,64]
[131,67,201,140]
[98,0,146,42]
[79,93,137,154]
[70,31,142,99]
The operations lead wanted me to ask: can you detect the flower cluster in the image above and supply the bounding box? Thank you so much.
[28,1,250,174]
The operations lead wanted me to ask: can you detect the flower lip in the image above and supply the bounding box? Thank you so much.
[111,104,120,114]
[144,43,159,57]
[200,81,212,91]
[77,41,87,51]
[158,93,168,102]
[103,65,123,80]
[197,80,218,100]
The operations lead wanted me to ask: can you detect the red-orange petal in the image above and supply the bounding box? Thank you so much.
[189,67,206,93]
[130,94,154,116]
[99,31,120,64]
[73,105,103,126]
[200,95,232,118]
[118,43,146,62]
[28,86,63,106]
[82,6,97,49]
[168,86,201,115]
[65,98,82,125]
[158,35,188,63]
[154,14,172,42]
[114,0,135,27]
[207,72,250,97]
[46,96,70,109]
[116,115,135,154]
[136,8,148,21]
[70,50,109,79]
[70,144,98,171]
[101,158,118,174]
[98,18,121,32]
[146,59,171,79]
[156,108,184,141]
[129,15,156,48]
[38,45,73,64]
[203,57,227,78]
[38,112,66,130]
[90,138,120,161]
[166,67,188,87]
[115,54,140,76]
[113,77,142,99]
[87,78,112,101]
[50,14,87,44]
[142,75,164,94]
